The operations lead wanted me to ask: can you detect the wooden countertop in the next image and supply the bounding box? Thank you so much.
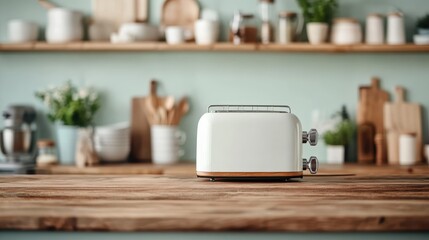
[1,164,429,232]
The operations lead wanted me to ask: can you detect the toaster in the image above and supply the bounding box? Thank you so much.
[196,105,318,180]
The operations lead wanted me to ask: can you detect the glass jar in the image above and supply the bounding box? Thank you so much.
[230,12,258,44]
[259,0,274,44]
[36,139,58,166]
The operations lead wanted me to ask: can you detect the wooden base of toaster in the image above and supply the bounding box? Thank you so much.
[197,171,303,179]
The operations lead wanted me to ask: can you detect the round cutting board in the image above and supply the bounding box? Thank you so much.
[161,0,200,40]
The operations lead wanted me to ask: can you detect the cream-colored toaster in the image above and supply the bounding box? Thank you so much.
[196,105,318,180]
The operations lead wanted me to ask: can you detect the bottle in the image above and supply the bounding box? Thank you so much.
[259,0,274,44]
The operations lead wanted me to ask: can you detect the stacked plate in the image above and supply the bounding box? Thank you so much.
[94,122,130,162]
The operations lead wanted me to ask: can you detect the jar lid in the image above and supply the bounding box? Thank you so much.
[242,14,254,19]
[334,18,358,23]
[368,13,383,18]
[388,11,403,17]
[279,11,297,18]
[37,139,55,148]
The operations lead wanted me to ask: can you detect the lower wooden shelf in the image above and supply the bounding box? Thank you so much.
[1,42,429,53]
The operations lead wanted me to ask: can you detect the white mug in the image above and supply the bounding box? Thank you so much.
[151,125,186,164]
[194,19,219,45]
[165,26,185,45]
[8,20,38,43]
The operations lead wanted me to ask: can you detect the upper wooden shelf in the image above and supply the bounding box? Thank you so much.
[1,42,429,53]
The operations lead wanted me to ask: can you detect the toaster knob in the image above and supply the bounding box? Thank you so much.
[303,156,319,174]
[302,129,318,146]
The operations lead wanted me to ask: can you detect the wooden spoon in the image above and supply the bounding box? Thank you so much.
[174,97,190,125]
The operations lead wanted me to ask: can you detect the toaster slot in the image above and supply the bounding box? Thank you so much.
[208,105,291,113]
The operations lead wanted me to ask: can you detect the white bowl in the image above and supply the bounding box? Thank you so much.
[119,23,160,41]
[414,34,429,45]
[95,145,130,162]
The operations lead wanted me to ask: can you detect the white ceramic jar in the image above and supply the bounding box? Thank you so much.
[194,19,219,45]
[331,18,362,45]
[7,20,39,43]
[387,12,405,45]
[46,8,83,43]
[399,134,417,165]
[365,13,384,44]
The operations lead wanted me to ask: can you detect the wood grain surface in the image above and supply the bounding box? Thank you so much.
[1,164,429,232]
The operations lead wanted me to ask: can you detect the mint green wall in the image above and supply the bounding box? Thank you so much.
[1,0,429,162]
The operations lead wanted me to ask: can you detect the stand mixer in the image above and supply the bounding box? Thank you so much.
[0,105,37,173]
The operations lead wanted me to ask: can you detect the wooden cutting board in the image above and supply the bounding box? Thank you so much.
[357,77,390,164]
[161,0,200,40]
[130,81,167,162]
[92,0,148,30]
[384,86,423,164]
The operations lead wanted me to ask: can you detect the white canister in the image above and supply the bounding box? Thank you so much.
[194,19,219,45]
[151,125,186,164]
[365,13,384,44]
[331,18,362,45]
[165,26,186,45]
[278,11,301,44]
[387,12,405,45]
[46,8,83,43]
[7,20,39,43]
[399,134,417,165]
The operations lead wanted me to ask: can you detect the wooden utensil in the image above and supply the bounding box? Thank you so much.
[357,77,389,164]
[384,86,423,164]
[92,0,148,31]
[173,97,190,125]
[161,0,200,40]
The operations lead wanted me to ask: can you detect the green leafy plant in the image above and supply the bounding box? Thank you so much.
[323,120,355,145]
[297,0,338,23]
[417,14,429,29]
[35,81,100,127]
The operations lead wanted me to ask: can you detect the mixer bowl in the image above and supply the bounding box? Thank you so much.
[0,127,36,162]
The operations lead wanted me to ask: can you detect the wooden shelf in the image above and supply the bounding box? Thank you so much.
[1,42,429,53]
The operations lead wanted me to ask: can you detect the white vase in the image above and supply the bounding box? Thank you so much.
[307,22,328,45]
[57,124,78,165]
[326,145,345,164]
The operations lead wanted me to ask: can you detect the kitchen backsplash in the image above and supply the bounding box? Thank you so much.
[0,0,428,161]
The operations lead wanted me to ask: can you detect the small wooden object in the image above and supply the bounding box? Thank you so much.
[161,0,200,40]
[384,86,423,164]
[357,77,389,164]
[92,0,148,31]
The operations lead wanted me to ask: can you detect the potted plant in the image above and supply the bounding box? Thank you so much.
[35,81,100,165]
[416,14,429,35]
[317,106,354,164]
[297,0,337,44]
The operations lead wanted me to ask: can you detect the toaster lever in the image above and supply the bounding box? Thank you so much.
[302,129,318,146]
[303,156,319,174]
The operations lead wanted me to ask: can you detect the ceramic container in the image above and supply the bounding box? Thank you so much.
[7,20,38,43]
[194,19,219,45]
[119,23,160,41]
[56,124,78,165]
[165,26,186,45]
[331,18,362,45]
[399,134,417,165]
[326,145,345,164]
[365,13,384,44]
[46,8,83,43]
[151,125,186,164]
[306,22,328,45]
[387,12,405,45]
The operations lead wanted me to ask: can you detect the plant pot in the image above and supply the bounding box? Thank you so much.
[326,145,345,164]
[57,124,78,165]
[307,22,328,45]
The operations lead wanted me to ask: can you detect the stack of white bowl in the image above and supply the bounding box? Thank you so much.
[94,122,130,162]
